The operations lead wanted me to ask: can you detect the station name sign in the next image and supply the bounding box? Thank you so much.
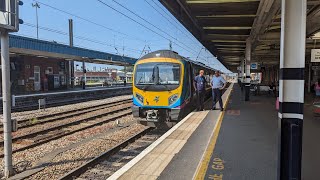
[250,62,258,70]
[311,49,320,62]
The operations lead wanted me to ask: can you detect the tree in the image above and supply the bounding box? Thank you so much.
[120,66,134,72]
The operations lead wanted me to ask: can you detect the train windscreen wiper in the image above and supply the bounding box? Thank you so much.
[143,84,153,91]
[158,83,170,91]
[137,76,143,84]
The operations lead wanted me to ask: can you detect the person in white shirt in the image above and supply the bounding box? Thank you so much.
[211,70,226,111]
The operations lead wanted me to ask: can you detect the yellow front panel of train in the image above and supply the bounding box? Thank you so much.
[133,57,184,107]
[134,89,179,106]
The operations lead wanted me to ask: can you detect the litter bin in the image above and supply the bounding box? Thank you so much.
[313,102,320,118]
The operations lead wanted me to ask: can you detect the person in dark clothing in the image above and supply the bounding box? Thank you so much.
[194,70,207,111]
[269,82,275,95]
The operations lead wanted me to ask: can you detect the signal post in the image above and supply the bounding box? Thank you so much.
[0,0,23,177]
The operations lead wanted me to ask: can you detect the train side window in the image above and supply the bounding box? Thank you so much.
[205,75,210,87]
[189,64,193,95]
[183,63,191,98]
[191,65,196,92]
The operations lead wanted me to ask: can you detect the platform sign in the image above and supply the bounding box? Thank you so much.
[250,63,258,69]
[0,0,20,31]
[312,66,320,70]
[311,49,320,62]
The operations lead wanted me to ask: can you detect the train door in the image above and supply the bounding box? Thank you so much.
[190,64,199,108]
[189,63,194,97]
[34,66,41,91]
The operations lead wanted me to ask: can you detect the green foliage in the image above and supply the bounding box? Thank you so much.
[29,117,38,124]
[121,66,134,72]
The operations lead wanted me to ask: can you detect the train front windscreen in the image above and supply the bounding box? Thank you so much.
[134,62,181,91]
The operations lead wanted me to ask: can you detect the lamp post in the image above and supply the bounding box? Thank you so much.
[32,2,40,39]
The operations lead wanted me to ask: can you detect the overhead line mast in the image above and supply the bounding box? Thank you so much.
[107,0,199,54]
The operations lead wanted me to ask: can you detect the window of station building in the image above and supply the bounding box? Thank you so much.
[47,67,53,74]
[34,66,40,82]
[61,76,66,85]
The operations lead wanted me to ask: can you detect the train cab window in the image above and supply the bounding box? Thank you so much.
[134,62,181,91]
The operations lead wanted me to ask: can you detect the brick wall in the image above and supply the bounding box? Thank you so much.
[9,55,68,93]
[74,71,117,79]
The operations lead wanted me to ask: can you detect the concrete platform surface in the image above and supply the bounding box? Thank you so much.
[202,85,278,180]
[199,85,319,180]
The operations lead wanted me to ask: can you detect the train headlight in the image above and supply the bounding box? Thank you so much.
[136,93,144,104]
[168,94,179,105]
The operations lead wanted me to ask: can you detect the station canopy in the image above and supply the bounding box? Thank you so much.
[0,35,137,66]
[160,0,320,72]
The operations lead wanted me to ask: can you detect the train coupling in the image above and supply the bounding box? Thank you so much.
[146,110,159,121]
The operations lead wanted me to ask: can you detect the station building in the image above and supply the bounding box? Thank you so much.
[9,55,68,93]
[0,35,137,95]
[117,71,133,82]
[74,69,117,85]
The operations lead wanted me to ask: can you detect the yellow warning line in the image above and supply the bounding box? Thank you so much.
[194,86,233,180]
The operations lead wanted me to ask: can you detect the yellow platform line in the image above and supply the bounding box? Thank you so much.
[193,85,233,180]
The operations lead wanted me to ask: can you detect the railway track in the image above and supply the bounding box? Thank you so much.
[59,127,165,180]
[8,86,132,112]
[0,98,132,133]
[0,102,133,158]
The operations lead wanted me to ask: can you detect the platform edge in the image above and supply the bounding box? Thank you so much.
[193,83,234,180]
[107,111,196,180]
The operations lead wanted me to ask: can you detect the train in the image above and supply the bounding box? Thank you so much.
[132,50,219,127]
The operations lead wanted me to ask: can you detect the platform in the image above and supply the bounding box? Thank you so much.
[108,83,319,180]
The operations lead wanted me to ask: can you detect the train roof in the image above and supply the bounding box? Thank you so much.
[139,50,217,71]
[186,59,216,71]
[140,50,181,60]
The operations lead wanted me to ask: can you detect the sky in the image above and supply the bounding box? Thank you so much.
[14,0,231,73]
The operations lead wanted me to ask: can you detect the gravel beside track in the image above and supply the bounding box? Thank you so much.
[0,99,132,135]
[0,102,132,142]
[0,108,133,159]
[76,129,165,180]
[0,114,136,178]
[25,123,146,180]
[0,95,132,122]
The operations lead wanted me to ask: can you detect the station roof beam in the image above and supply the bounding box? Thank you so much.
[160,0,261,69]
[161,0,320,70]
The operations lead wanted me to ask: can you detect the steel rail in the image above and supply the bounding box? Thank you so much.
[0,99,132,133]
[58,127,153,180]
[0,106,132,157]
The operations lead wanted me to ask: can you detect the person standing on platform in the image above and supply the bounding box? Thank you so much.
[211,70,226,111]
[194,70,207,111]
